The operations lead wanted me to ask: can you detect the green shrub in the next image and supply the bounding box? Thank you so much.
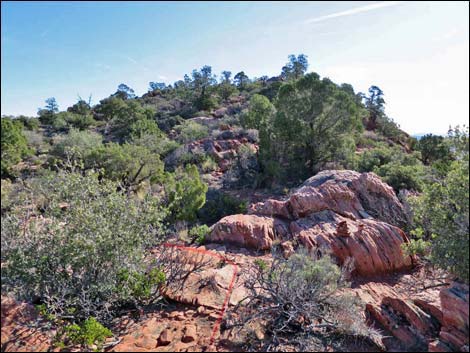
[200,155,218,173]
[129,118,163,140]
[258,73,362,182]
[1,117,32,178]
[16,116,40,130]
[416,134,452,165]
[194,95,217,111]
[374,162,425,192]
[376,115,404,141]
[36,303,56,321]
[197,190,248,225]
[131,133,180,158]
[175,120,209,144]
[188,225,210,245]
[95,97,155,141]
[1,170,167,322]
[23,130,47,155]
[50,113,69,132]
[229,248,374,351]
[1,179,13,212]
[410,155,469,282]
[224,144,260,188]
[64,317,112,347]
[253,259,268,272]
[155,114,185,133]
[356,145,393,172]
[170,147,217,172]
[240,94,275,130]
[61,112,96,130]
[49,128,103,166]
[84,143,165,191]
[164,164,208,222]
[116,267,166,303]
[401,228,431,257]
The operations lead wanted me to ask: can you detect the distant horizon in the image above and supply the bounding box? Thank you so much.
[2,1,468,135]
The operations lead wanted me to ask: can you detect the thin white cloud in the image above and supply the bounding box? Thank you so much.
[304,1,404,24]
[120,55,152,72]
[125,56,138,64]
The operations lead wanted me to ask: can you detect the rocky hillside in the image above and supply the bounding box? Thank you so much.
[2,170,468,352]
[2,54,468,352]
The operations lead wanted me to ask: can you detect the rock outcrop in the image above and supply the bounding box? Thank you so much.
[249,170,409,227]
[290,211,413,275]
[3,169,462,353]
[429,282,469,352]
[209,214,276,250]
[210,170,413,276]
[187,131,258,173]
[354,281,441,350]
[1,296,52,352]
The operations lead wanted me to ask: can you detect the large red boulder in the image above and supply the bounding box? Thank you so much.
[250,170,409,228]
[289,210,413,276]
[210,170,412,276]
[208,215,276,250]
[248,199,292,220]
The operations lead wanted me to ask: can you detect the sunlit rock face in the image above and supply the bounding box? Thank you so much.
[210,170,413,276]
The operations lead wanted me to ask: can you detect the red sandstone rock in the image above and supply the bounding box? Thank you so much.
[336,220,350,237]
[290,211,412,276]
[182,324,197,343]
[210,170,413,276]
[208,214,276,250]
[440,282,469,333]
[158,328,174,346]
[354,280,445,351]
[280,241,294,258]
[1,296,52,352]
[433,282,469,351]
[250,170,409,228]
[213,107,228,118]
[248,199,292,220]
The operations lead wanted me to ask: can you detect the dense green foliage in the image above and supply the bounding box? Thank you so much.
[49,129,103,165]
[416,133,453,166]
[84,143,165,191]
[197,190,248,225]
[164,164,208,222]
[175,120,209,143]
[15,115,40,130]
[256,73,362,184]
[63,317,112,348]
[189,224,211,245]
[410,127,469,282]
[38,97,59,125]
[94,96,157,141]
[354,143,426,192]
[1,117,32,178]
[240,94,275,130]
[281,54,309,81]
[1,171,167,322]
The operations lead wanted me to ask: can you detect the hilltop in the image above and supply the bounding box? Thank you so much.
[1,54,468,352]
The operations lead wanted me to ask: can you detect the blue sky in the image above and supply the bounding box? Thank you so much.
[1,1,468,134]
